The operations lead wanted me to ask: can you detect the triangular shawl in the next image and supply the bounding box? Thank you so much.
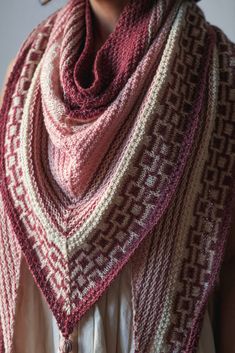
[0,0,235,352]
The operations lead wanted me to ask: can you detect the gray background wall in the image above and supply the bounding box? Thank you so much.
[0,0,235,89]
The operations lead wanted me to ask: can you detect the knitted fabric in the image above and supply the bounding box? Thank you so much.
[0,0,235,352]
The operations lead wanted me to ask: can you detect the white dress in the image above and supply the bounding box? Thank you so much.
[12,256,216,353]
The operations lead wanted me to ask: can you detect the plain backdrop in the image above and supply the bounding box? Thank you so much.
[0,0,235,88]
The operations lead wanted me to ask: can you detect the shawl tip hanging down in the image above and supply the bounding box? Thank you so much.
[0,0,235,352]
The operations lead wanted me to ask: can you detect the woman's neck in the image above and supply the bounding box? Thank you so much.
[89,0,130,51]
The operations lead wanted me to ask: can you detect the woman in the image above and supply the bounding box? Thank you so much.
[0,0,235,352]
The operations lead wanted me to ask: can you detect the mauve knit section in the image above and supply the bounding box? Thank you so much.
[61,0,177,119]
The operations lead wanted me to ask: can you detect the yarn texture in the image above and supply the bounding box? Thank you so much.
[0,0,235,352]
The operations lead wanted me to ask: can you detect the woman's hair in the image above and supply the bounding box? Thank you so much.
[40,0,52,5]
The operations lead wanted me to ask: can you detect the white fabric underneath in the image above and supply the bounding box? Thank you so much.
[12,256,216,353]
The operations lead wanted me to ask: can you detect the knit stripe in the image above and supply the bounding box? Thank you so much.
[0,193,22,353]
[151,40,218,353]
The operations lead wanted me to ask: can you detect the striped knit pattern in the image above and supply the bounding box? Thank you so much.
[0,0,235,352]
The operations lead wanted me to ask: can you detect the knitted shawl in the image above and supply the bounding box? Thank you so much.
[0,0,235,352]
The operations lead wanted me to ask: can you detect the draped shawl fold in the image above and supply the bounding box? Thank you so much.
[0,0,235,352]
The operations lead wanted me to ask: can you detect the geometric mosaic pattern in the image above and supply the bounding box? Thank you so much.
[131,3,235,353]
